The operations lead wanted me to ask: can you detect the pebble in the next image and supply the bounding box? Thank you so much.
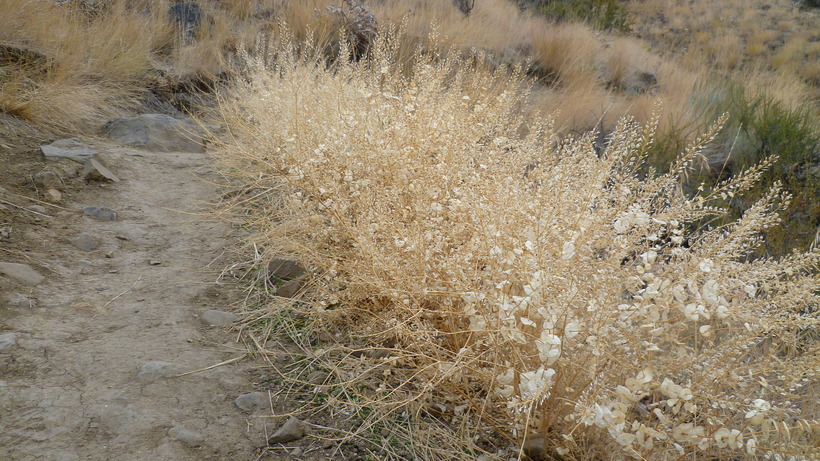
[83,158,120,182]
[268,258,306,281]
[168,425,204,447]
[290,447,303,456]
[267,416,307,444]
[70,233,100,251]
[0,262,45,286]
[0,333,18,351]
[46,189,62,202]
[276,279,303,298]
[149,260,161,266]
[137,361,178,381]
[6,293,34,308]
[201,310,238,327]
[195,167,213,175]
[28,205,48,214]
[83,206,117,221]
[234,391,267,412]
[33,170,61,189]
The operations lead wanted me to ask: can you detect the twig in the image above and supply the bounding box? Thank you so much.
[101,275,142,309]
[172,355,246,377]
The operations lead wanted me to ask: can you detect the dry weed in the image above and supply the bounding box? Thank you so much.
[217,30,819,460]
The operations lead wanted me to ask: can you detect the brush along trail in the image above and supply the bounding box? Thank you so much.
[0,132,274,460]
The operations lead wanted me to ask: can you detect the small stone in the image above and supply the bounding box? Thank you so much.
[0,333,18,351]
[234,392,267,412]
[46,189,62,202]
[70,233,100,251]
[322,439,334,449]
[41,138,96,162]
[6,293,35,308]
[168,425,204,447]
[521,434,547,460]
[0,262,45,286]
[195,167,212,175]
[267,417,307,444]
[28,205,48,214]
[276,279,303,298]
[137,361,178,381]
[201,310,238,327]
[149,260,161,266]
[290,447,303,457]
[33,170,61,189]
[268,258,306,281]
[83,206,117,221]
[83,158,120,183]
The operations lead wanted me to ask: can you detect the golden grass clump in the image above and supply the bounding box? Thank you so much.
[217,30,818,460]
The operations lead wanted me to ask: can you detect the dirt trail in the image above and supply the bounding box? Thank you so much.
[0,141,266,460]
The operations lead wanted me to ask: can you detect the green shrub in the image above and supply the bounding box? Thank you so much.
[526,0,632,32]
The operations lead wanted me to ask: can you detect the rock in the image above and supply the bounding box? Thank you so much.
[6,293,35,308]
[149,260,161,266]
[105,114,205,153]
[290,447,303,457]
[0,333,18,351]
[267,416,307,444]
[28,205,48,214]
[0,226,10,240]
[33,170,62,189]
[169,2,203,39]
[83,206,117,221]
[234,391,267,412]
[0,262,45,285]
[46,189,62,202]
[276,279,303,298]
[268,258,306,281]
[201,310,238,327]
[82,158,120,182]
[70,233,100,251]
[137,361,178,381]
[194,167,212,175]
[40,138,95,162]
[168,425,204,447]
[521,434,547,460]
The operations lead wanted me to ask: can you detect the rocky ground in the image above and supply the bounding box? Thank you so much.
[0,115,292,460]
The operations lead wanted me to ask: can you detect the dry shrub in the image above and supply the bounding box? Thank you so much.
[529,22,601,83]
[218,30,818,460]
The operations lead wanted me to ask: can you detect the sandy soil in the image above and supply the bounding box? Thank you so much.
[0,140,271,460]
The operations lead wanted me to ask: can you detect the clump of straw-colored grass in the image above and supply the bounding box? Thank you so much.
[216,29,818,460]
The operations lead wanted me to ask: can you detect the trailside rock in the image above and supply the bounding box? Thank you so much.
[83,206,117,222]
[0,262,45,286]
[276,279,303,298]
[137,361,179,381]
[267,417,307,444]
[0,333,18,351]
[82,158,120,183]
[33,170,62,189]
[69,233,100,251]
[201,310,238,327]
[234,392,267,412]
[6,293,35,308]
[268,258,306,281]
[40,138,96,162]
[105,114,205,153]
[168,425,205,447]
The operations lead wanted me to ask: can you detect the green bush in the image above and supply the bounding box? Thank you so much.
[525,0,632,32]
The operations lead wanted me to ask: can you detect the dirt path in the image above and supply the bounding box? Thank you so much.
[1,140,267,460]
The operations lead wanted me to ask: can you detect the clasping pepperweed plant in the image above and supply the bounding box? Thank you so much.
[215,26,818,460]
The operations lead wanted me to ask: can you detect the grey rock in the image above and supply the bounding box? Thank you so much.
[137,361,178,381]
[0,333,17,351]
[234,391,267,412]
[105,114,205,153]
[267,416,307,444]
[6,293,35,308]
[70,233,100,251]
[46,189,62,202]
[28,205,48,214]
[168,425,204,447]
[82,158,120,182]
[40,138,95,162]
[0,262,45,285]
[276,279,303,298]
[194,167,212,175]
[201,310,238,327]
[290,447,303,457]
[33,170,62,189]
[83,206,117,221]
[268,258,306,281]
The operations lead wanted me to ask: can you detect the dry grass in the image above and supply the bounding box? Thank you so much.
[215,30,819,460]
